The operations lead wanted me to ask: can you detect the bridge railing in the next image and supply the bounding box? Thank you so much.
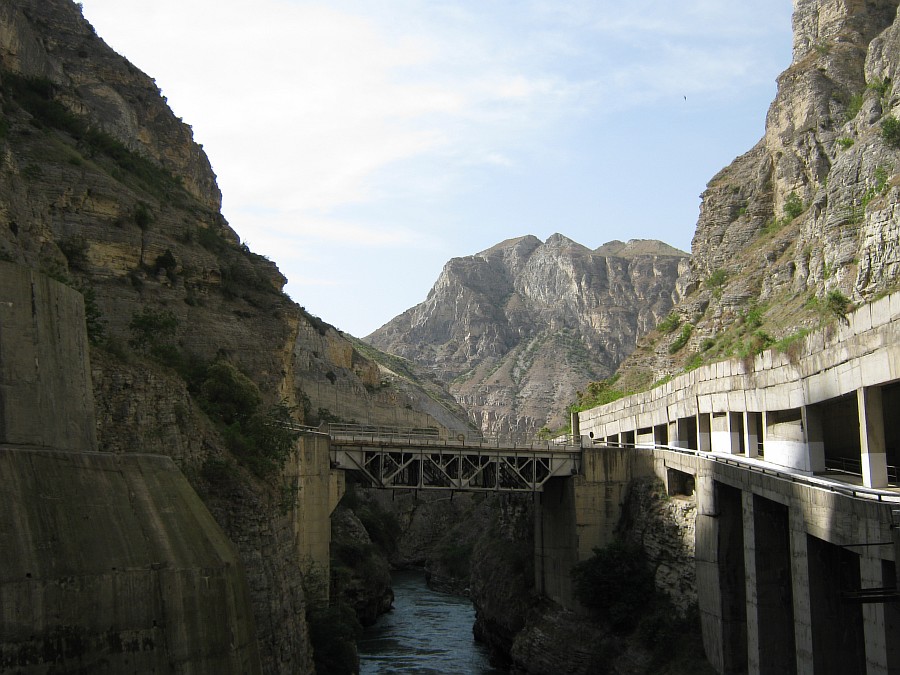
[593,440,900,504]
[327,423,583,451]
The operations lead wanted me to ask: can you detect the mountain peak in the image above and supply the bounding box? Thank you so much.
[594,239,688,258]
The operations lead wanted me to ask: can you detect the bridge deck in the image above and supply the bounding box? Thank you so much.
[328,425,582,492]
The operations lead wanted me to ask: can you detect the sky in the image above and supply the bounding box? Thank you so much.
[79,0,794,338]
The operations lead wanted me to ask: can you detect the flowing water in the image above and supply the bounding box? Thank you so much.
[358,570,505,674]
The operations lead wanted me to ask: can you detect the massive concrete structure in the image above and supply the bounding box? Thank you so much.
[0,263,262,673]
[569,293,900,674]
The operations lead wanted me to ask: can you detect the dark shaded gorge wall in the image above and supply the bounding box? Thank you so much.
[0,263,261,674]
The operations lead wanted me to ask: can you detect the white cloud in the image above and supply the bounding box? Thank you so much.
[80,0,792,335]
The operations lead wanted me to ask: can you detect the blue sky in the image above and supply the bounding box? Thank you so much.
[80,1,793,337]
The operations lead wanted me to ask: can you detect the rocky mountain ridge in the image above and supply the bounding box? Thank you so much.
[366,234,687,436]
[615,0,900,390]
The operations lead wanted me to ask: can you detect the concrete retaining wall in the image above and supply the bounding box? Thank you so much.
[0,447,260,674]
[0,262,96,452]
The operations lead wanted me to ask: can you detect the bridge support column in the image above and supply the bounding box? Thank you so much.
[801,405,825,473]
[742,491,759,674]
[788,499,814,674]
[696,474,752,673]
[861,554,891,674]
[858,386,889,488]
[535,448,632,610]
[295,434,344,602]
[743,412,760,459]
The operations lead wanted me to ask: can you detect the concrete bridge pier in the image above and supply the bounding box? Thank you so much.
[533,447,632,609]
[858,386,889,489]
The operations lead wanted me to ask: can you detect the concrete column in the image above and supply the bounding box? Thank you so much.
[858,387,889,489]
[744,412,760,459]
[788,502,814,674]
[698,413,712,452]
[743,491,760,675]
[668,420,679,447]
[861,555,890,675]
[695,473,725,672]
[533,477,577,607]
[752,495,796,675]
[801,405,825,473]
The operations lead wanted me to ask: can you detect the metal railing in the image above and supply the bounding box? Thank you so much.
[327,423,583,452]
[593,440,900,504]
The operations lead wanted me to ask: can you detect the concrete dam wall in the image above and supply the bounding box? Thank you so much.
[0,262,261,673]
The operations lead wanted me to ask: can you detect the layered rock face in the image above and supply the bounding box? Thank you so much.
[633,0,900,381]
[0,1,453,671]
[367,235,687,436]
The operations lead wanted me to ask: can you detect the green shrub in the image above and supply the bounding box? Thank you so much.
[882,116,900,148]
[128,307,178,351]
[306,604,362,675]
[656,312,681,334]
[845,92,864,121]
[783,192,804,220]
[572,539,655,632]
[134,202,153,230]
[569,375,627,413]
[199,361,262,424]
[744,304,765,330]
[79,284,106,345]
[704,269,727,289]
[869,78,892,97]
[825,289,851,317]
[668,324,693,354]
[837,137,855,149]
[152,249,178,278]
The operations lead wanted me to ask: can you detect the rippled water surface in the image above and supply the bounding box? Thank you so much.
[358,570,504,675]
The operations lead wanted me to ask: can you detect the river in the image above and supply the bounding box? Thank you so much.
[358,570,505,675]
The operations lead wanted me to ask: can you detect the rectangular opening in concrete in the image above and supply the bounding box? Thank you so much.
[818,394,862,476]
[622,430,635,447]
[747,412,763,457]
[807,534,865,675]
[653,424,668,446]
[716,482,747,674]
[883,382,900,484]
[677,416,698,450]
[666,468,695,497]
[753,495,796,675]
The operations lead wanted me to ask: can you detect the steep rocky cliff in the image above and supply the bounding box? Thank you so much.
[616,0,900,389]
[0,1,455,671]
[366,235,687,436]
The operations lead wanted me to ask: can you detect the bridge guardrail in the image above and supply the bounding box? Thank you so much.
[327,423,583,451]
[595,440,900,504]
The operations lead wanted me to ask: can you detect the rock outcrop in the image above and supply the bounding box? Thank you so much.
[0,1,459,671]
[621,0,900,385]
[367,235,687,436]
[0,263,261,674]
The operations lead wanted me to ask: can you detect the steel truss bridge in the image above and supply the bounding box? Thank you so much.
[326,424,583,493]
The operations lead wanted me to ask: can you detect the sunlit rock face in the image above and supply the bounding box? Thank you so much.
[366,236,687,436]
[617,0,900,383]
